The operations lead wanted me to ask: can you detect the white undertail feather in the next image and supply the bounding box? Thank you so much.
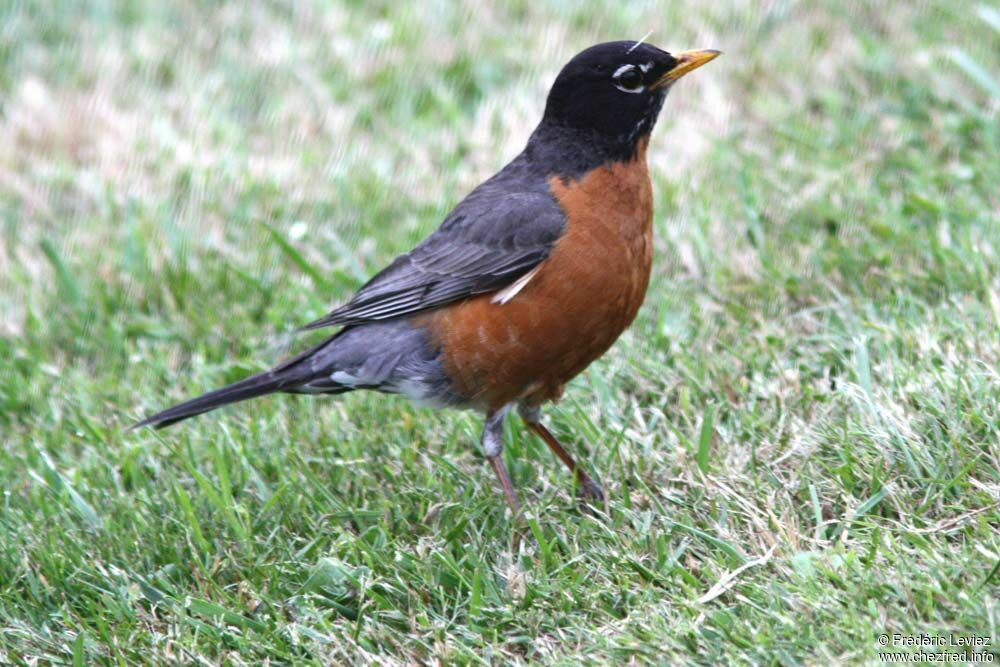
[491,266,542,305]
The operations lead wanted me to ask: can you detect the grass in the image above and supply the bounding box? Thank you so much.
[1,0,998,664]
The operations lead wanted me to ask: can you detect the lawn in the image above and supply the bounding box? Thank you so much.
[1,1,998,664]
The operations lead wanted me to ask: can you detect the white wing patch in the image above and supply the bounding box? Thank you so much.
[491,265,542,305]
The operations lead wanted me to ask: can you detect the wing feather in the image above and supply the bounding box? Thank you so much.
[302,165,564,330]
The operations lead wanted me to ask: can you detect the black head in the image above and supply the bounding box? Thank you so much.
[535,41,719,164]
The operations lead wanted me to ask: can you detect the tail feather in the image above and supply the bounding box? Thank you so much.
[132,358,317,430]
[131,320,438,430]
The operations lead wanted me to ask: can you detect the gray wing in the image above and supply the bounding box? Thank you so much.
[302,172,565,330]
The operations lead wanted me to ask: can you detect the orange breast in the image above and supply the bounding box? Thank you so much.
[418,143,654,411]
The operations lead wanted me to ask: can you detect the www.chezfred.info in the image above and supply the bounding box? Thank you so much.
[877,633,994,663]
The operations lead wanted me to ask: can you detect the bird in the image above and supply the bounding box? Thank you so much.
[133,40,721,513]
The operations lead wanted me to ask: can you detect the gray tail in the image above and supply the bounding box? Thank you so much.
[132,344,324,430]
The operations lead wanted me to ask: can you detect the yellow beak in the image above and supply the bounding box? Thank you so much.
[654,49,721,87]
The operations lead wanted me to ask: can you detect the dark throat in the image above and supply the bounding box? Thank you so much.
[524,121,651,182]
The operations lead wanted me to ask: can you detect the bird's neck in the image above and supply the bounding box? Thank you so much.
[525,121,650,181]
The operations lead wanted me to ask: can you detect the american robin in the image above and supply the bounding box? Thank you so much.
[134,40,720,513]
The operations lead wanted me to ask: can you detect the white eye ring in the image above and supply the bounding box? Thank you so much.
[613,64,645,94]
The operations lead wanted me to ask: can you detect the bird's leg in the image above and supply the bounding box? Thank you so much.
[519,405,604,502]
[482,405,521,515]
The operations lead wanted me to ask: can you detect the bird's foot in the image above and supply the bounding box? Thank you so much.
[576,477,605,505]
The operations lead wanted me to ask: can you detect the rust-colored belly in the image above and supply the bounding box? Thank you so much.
[418,152,654,411]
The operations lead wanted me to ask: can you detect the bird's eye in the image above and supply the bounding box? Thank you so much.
[613,64,644,93]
